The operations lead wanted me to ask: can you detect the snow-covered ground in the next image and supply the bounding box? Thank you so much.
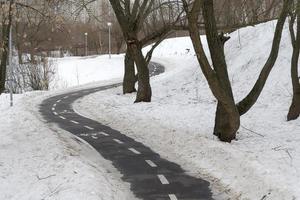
[0,86,138,199]
[73,21,300,200]
[50,55,125,90]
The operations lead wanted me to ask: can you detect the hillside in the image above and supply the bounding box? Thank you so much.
[74,21,300,200]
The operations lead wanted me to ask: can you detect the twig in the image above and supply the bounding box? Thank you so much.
[272,146,293,164]
[36,174,56,180]
[261,194,267,200]
[240,125,265,137]
[285,149,293,161]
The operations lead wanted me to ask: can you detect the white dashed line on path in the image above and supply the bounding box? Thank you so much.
[84,126,94,130]
[157,174,169,185]
[168,194,178,200]
[128,148,141,155]
[63,96,69,99]
[56,100,61,103]
[53,112,58,115]
[59,116,66,120]
[51,107,55,111]
[99,132,109,136]
[145,160,157,168]
[113,139,124,144]
[53,103,57,107]
[70,120,79,124]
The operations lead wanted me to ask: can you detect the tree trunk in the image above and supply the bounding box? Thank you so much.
[214,101,240,142]
[0,47,8,94]
[202,0,240,141]
[287,92,300,120]
[123,49,137,94]
[287,2,300,120]
[0,24,10,94]
[0,1,13,95]
[287,46,300,121]
[128,42,151,103]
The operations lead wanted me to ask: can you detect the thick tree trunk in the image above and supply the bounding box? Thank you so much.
[128,42,152,103]
[214,101,240,142]
[184,0,240,142]
[202,0,240,141]
[123,49,137,94]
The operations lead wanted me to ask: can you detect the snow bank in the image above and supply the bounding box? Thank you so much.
[74,21,300,199]
[51,55,125,90]
[0,91,137,200]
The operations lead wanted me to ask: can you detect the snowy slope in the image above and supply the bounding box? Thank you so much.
[74,21,300,200]
[51,55,125,90]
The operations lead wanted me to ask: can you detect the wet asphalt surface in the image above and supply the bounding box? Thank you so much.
[40,62,214,200]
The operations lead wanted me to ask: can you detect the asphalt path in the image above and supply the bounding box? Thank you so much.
[40,62,214,200]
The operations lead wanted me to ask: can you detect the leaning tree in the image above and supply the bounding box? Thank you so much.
[182,0,291,142]
[287,0,300,121]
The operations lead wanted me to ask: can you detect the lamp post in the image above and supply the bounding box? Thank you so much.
[84,32,88,56]
[8,24,13,107]
[107,22,112,59]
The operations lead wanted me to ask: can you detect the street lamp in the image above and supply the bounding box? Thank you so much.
[84,32,88,56]
[107,22,112,59]
[8,23,13,107]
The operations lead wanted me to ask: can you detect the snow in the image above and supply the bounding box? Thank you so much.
[51,55,125,90]
[1,20,299,200]
[0,91,137,199]
[73,21,300,200]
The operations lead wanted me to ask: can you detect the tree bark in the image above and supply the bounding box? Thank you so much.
[213,102,240,142]
[287,93,300,120]
[287,0,300,120]
[202,0,240,141]
[287,40,300,121]
[0,26,11,94]
[128,42,152,103]
[109,0,154,103]
[0,38,9,94]
[123,49,137,94]
[0,1,13,95]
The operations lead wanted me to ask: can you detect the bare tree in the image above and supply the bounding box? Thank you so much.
[25,56,55,91]
[182,0,290,142]
[0,0,14,95]
[109,0,184,101]
[287,0,300,120]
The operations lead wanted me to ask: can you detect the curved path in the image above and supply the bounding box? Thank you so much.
[40,62,213,200]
